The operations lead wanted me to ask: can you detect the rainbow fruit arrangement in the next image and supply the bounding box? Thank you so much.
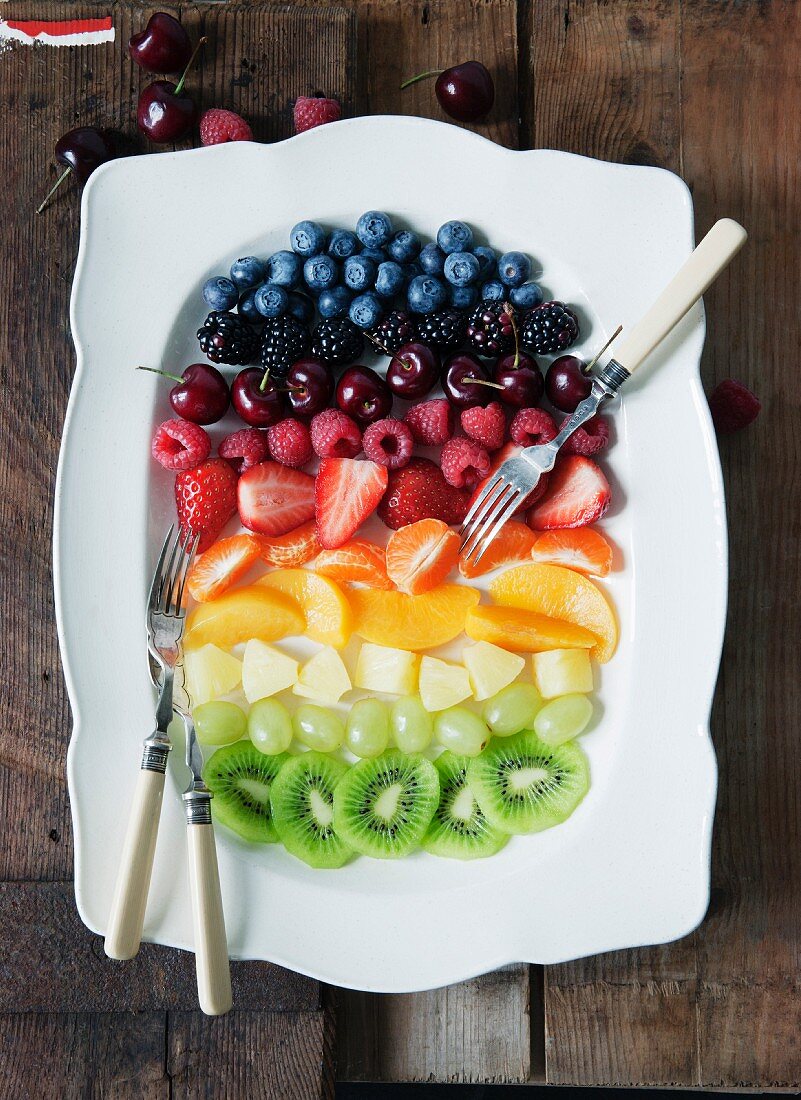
[149,214,620,867]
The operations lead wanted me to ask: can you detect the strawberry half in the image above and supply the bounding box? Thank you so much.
[187,533,261,602]
[469,443,550,516]
[237,461,316,536]
[315,458,389,549]
[377,457,469,530]
[526,456,611,530]
[175,458,238,552]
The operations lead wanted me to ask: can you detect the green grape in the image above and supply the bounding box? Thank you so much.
[390,695,433,752]
[482,683,543,737]
[345,699,390,758]
[534,694,593,746]
[293,704,345,752]
[434,707,490,757]
[248,698,293,755]
[193,701,247,746]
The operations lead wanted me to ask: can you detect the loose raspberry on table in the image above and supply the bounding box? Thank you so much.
[267,418,314,468]
[440,437,491,489]
[708,379,761,433]
[152,419,211,470]
[293,95,341,134]
[461,401,506,451]
[561,415,610,456]
[509,407,558,448]
[199,108,253,146]
[362,418,414,470]
[218,428,270,474]
[404,399,454,446]
[310,408,362,459]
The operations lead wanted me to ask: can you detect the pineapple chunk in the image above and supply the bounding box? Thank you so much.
[184,644,243,706]
[532,648,593,699]
[353,643,420,696]
[419,656,472,712]
[463,641,525,701]
[242,639,299,704]
[293,646,352,704]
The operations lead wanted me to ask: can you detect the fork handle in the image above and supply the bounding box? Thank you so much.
[104,750,168,960]
[611,218,747,375]
[185,794,232,1016]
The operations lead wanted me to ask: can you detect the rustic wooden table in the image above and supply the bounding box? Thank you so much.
[1,1,798,1095]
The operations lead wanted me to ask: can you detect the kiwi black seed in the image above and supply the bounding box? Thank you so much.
[203,741,290,843]
[270,751,353,869]
[422,751,509,859]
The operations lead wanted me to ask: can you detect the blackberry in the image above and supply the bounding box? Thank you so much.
[466,300,516,356]
[415,308,468,351]
[521,301,580,355]
[311,316,365,368]
[260,315,310,378]
[367,310,417,355]
[197,311,260,366]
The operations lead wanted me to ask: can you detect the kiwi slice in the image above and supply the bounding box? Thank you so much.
[203,741,289,843]
[333,750,439,859]
[468,731,589,835]
[270,752,353,869]
[422,751,509,860]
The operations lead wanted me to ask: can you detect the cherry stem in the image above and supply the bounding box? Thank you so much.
[259,368,272,393]
[280,384,304,394]
[173,35,207,96]
[505,302,521,369]
[464,377,505,390]
[136,365,185,384]
[400,68,444,90]
[583,323,623,375]
[36,166,71,215]
[367,332,411,373]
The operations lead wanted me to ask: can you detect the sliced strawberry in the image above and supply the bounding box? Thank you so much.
[315,458,389,549]
[526,456,611,530]
[530,527,614,576]
[377,457,470,531]
[468,442,549,517]
[237,461,315,537]
[186,533,261,602]
[175,458,238,552]
[256,520,321,567]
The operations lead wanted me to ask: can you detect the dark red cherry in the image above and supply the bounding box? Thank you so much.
[36,127,116,213]
[441,353,500,409]
[493,351,544,408]
[285,358,334,419]
[386,342,440,400]
[545,355,592,413]
[401,61,494,123]
[336,366,393,425]
[138,362,229,424]
[232,368,286,427]
[128,12,192,74]
[136,36,204,143]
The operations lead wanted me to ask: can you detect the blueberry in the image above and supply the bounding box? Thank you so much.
[318,286,353,319]
[230,256,267,291]
[238,288,262,323]
[327,229,359,260]
[481,279,506,302]
[359,247,388,265]
[290,220,327,257]
[473,245,497,280]
[437,220,474,255]
[443,251,480,288]
[203,276,239,311]
[356,210,393,249]
[497,251,531,288]
[387,229,421,263]
[418,243,446,275]
[349,292,384,329]
[510,281,544,310]
[407,275,448,314]
[403,261,422,281]
[287,291,316,324]
[449,285,479,310]
[343,254,377,293]
[265,250,302,288]
[303,254,339,292]
[254,282,289,319]
[375,261,406,300]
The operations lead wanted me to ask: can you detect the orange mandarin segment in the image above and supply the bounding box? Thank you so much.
[458,520,536,579]
[186,533,261,603]
[529,528,613,577]
[314,540,393,589]
[385,518,460,594]
[256,521,321,568]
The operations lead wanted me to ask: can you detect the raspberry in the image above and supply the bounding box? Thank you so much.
[267,418,314,468]
[362,418,414,470]
[708,379,761,433]
[509,407,558,448]
[293,94,341,134]
[310,408,362,459]
[404,399,454,446]
[560,415,610,456]
[440,438,491,490]
[199,108,253,146]
[218,428,270,474]
[461,401,506,451]
[152,419,211,470]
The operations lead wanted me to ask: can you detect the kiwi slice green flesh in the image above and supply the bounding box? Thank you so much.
[270,752,353,869]
[203,741,289,843]
[333,749,439,859]
[468,731,589,835]
[422,751,509,860]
